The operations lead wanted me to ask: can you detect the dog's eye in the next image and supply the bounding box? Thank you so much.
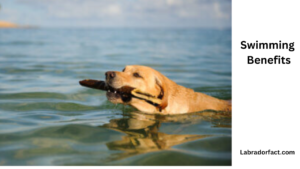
[122,68,126,72]
[133,72,142,78]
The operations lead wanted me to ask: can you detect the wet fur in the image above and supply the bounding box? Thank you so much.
[106,65,231,115]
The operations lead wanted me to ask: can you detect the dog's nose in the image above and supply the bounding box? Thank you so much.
[105,71,116,79]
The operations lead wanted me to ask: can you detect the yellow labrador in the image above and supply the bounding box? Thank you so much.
[80,65,231,115]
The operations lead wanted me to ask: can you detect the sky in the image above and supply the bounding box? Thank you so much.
[0,0,231,28]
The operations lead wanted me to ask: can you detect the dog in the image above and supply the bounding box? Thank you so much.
[103,65,231,115]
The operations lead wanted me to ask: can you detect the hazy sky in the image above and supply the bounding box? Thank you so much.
[0,0,231,28]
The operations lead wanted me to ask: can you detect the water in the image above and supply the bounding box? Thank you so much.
[0,28,231,165]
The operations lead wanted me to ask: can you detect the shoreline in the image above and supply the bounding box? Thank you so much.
[0,21,18,28]
[0,20,37,29]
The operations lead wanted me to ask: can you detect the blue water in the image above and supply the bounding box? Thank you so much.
[0,28,231,165]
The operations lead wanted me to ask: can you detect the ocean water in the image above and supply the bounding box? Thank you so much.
[0,28,231,165]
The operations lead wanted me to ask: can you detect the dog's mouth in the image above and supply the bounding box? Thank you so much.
[79,79,134,102]
[79,79,162,106]
[106,84,134,102]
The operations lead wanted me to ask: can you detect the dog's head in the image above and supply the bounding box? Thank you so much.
[105,65,169,112]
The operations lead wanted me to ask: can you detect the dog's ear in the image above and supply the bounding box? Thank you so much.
[155,76,169,110]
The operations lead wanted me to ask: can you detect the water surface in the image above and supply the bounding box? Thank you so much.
[0,28,231,165]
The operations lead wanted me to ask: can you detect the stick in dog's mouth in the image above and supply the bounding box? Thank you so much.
[79,79,162,105]
[79,79,134,94]
[79,79,108,90]
[131,89,162,105]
